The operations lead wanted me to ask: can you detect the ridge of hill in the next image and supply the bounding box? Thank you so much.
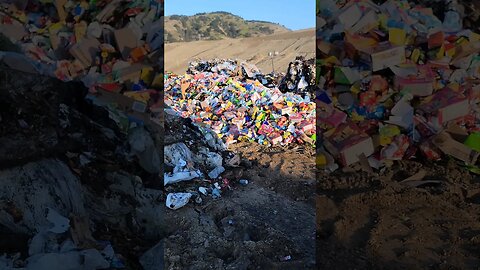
[165,11,290,43]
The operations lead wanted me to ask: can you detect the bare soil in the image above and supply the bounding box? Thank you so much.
[164,142,316,269]
[317,159,480,269]
[164,29,315,74]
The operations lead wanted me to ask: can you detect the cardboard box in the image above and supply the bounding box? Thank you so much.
[289,113,303,123]
[95,0,121,22]
[432,131,479,164]
[319,109,347,128]
[452,40,480,63]
[269,132,283,145]
[69,38,100,68]
[130,46,148,62]
[389,28,406,46]
[323,122,375,166]
[55,0,67,21]
[428,31,444,49]
[394,65,434,96]
[114,27,141,60]
[280,107,293,115]
[334,66,362,85]
[419,87,470,126]
[359,44,405,71]
[299,120,315,134]
[114,64,146,83]
[317,39,331,55]
[0,21,26,42]
[350,10,378,34]
[338,4,362,29]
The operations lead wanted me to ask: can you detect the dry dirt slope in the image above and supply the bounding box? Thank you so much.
[165,28,315,74]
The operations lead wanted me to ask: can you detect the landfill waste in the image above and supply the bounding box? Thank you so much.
[128,126,161,174]
[318,0,480,173]
[163,61,316,268]
[0,0,164,132]
[163,110,242,209]
[239,179,249,185]
[0,0,163,83]
[279,57,316,96]
[187,58,317,97]
[165,59,316,147]
[0,68,165,268]
[279,255,292,262]
[46,208,70,234]
[187,59,261,79]
[166,193,192,210]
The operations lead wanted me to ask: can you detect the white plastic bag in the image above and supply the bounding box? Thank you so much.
[166,193,192,210]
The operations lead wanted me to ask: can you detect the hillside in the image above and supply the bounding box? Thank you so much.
[165,28,315,74]
[164,12,290,43]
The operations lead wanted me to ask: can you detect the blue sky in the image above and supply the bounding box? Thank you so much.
[165,0,315,30]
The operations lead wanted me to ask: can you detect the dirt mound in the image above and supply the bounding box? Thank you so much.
[318,160,480,269]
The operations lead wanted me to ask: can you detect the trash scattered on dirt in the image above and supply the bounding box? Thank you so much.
[163,54,315,268]
[166,193,192,210]
[239,179,249,185]
[279,255,292,262]
[163,109,234,208]
[318,0,480,173]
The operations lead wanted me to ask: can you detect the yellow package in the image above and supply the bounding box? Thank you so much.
[389,28,406,46]
[124,91,150,103]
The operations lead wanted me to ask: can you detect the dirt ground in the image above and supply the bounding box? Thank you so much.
[317,159,480,269]
[164,142,316,269]
[164,29,315,74]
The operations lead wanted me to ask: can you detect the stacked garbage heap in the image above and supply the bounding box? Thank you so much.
[0,0,165,147]
[164,59,317,148]
[278,57,317,97]
[0,0,163,90]
[317,0,480,175]
[0,67,164,269]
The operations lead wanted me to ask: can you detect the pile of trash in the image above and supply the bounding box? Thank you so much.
[164,110,245,210]
[0,0,165,136]
[317,0,480,173]
[0,68,164,269]
[164,59,316,147]
[187,59,261,78]
[187,58,281,89]
[279,57,316,96]
[0,0,163,94]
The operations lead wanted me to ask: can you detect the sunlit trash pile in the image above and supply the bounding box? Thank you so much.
[187,58,280,89]
[279,57,316,97]
[0,0,163,91]
[164,59,316,147]
[187,58,317,97]
[317,0,480,173]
